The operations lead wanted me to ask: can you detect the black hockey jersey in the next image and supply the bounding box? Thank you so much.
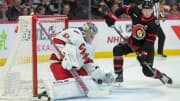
[115,5,160,50]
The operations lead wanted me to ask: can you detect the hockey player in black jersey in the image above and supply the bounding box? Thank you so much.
[104,0,172,85]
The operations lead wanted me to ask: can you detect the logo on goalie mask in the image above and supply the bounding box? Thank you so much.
[82,22,98,43]
[133,24,146,40]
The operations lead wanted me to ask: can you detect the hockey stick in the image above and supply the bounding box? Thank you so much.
[154,1,160,19]
[32,14,109,97]
[111,25,156,76]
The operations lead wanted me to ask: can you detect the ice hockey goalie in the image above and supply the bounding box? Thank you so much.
[45,22,115,100]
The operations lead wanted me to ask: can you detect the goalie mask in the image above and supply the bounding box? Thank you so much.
[132,24,146,40]
[82,22,98,43]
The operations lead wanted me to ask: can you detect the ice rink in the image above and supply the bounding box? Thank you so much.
[60,55,180,101]
[0,55,180,101]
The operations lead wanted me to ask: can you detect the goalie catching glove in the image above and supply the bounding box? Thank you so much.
[91,67,116,84]
[62,44,81,70]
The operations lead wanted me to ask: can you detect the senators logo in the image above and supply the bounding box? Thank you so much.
[133,24,146,40]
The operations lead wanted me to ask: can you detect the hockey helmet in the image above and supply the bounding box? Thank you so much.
[142,0,153,9]
[82,22,98,43]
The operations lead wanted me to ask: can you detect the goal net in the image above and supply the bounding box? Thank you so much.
[0,15,68,100]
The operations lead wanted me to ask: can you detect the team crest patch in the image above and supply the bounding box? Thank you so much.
[133,24,146,40]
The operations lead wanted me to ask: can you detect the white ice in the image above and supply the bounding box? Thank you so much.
[0,56,180,101]
[59,56,180,101]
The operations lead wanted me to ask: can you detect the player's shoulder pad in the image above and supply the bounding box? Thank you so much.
[65,28,84,44]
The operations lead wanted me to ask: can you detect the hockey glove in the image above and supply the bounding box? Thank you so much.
[91,68,116,84]
[104,15,115,27]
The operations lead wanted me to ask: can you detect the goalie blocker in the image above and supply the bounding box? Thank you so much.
[48,22,115,100]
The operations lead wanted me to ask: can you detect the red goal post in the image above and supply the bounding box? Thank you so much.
[32,15,68,96]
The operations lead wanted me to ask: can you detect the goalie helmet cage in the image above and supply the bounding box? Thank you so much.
[0,15,68,99]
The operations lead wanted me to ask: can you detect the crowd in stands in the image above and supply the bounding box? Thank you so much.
[0,0,180,21]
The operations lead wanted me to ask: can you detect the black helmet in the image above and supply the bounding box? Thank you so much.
[142,0,153,9]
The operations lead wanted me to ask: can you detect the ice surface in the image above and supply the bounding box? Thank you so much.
[0,56,180,101]
[58,56,180,101]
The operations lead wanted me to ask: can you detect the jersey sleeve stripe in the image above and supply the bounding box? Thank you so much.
[84,59,93,64]
[53,38,66,45]
[145,39,155,43]
[147,33,157,37]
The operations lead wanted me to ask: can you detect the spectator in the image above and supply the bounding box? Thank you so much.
[111,3,119,14]
[7,0,21,21]
[67,0,78,17]
[166,0,177,5]
[21,0,30,4]
[6,0,14,6]
[61,3,73,20]
[104,0,113,7]
[178,1,180,12]
[98,0,107,14]
[113,0,123,6]
[168,3,180,18]
[62,0,84,19]
[21,4,29,16]
[160,0,170,12]
[92,0,107,19]
[77,0,88,19]
[0,1,8,21]
[0,3,3,21]
[91,0,103,19]
[129,0,138,7]
[38,0,53,15]
[35,5,46,15]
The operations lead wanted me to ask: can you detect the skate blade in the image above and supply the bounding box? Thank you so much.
[112,82,122,87]
[155,55,167,60]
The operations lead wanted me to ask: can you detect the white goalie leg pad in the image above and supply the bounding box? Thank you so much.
[51,76,110,100]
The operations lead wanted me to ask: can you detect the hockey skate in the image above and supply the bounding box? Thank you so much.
[115,73,123,82]
[156,54,167,60]
[113,73,123,87]
[159,73,172,85]
[36,87,51,101]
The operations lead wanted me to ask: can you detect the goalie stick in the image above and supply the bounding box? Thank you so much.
[32,14,109,98]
